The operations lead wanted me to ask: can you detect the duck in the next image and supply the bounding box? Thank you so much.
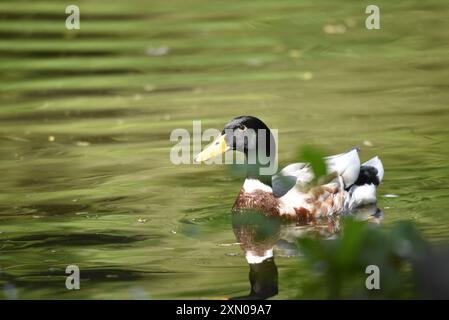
[194,116,384,221]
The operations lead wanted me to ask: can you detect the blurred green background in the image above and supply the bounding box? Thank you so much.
[0,0,448,299]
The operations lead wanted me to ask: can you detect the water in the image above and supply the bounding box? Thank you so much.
[0,0,449,299]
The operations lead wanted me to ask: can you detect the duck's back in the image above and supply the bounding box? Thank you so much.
[233,151,384,219]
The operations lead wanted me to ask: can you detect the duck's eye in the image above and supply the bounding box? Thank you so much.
[238,125,247,131]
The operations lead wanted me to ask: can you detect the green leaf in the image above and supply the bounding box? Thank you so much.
[298,145,327,180]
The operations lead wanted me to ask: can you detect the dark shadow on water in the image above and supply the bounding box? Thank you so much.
[1,232,151,250]
[0,267,181,297]
[0,51,119,59]
[0,108,145,123]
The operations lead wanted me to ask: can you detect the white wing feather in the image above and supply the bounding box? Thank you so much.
[272,148,361,196]
[324,148,361,188]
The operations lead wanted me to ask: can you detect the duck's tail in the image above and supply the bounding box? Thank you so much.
[346,156,384,210]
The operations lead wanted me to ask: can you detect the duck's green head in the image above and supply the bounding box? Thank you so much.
[195,115,275,165]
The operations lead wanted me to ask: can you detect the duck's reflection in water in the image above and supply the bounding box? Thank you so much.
[230,205,383,300]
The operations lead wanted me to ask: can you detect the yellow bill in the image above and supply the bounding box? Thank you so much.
[194,134,230,162]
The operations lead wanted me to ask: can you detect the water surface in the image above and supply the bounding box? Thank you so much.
[1,0,449,299]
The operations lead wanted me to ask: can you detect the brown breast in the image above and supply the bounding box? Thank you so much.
[232,188,280,217]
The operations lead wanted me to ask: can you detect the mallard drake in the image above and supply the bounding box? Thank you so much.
[195,116,384,220]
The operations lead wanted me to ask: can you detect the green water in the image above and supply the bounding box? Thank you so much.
[1,0,449,299]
